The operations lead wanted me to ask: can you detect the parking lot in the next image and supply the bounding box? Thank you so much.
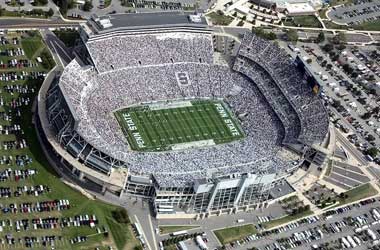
[281,41,380,164]
[0,31,130,250]
[328,0,380,25]
[219,197,380,250]
[324,161,370,190]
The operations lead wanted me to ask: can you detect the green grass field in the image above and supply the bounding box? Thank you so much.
[262,210,313,229]
[284,16,323,28]
[115,100,244,151]
[352,20,380,31]
[214,224,257,245]
[206,12,234,26]
[0,32,139,250]
[21,35,44,59]
[335,183,378,207]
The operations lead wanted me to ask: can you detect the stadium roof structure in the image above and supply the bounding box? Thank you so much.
[86,12,208,35]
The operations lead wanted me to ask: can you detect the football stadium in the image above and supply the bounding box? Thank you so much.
[38,12,329,218]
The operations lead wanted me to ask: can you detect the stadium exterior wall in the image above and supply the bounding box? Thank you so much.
[37,17,314,218]
[38,68,296,218]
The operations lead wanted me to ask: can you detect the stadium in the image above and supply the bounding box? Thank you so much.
[38,12,329,218]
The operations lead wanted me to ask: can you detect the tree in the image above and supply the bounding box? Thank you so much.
[306,58,312,64]
[333,32,346,44]
[369,89,377,95]
[252,27,276,40]
[366,134,376,142]
[37,0,48,5]
[331,54,339,61]
[332,99,341,108]
[285,29,298,43]
[362,112,371,120]
[366,147,379,158]
[372,106,380,115]
[337,43,346,50]
[317,31,325,43]
[46,8,54,17]
[83,0,93,11]
[322,43,334,52]
[342,64,353,74]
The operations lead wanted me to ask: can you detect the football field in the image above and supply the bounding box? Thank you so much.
[114,100,244,151]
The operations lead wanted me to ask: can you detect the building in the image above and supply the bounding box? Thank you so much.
[38,12,329,218]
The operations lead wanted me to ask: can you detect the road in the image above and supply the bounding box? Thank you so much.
[0,18,79,29]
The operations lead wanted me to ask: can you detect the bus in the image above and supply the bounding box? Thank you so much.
[171,230,188,237]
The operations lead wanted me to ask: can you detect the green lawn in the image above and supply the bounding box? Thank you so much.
[324,20,348,30]
[319,8,328,19]
[207,11,234,26]
[159,225,200,235]
[0,8,52,18]
[352,20,380,31]
[6,0,23,6]
[335,183,378,206]
[104,0,112,8]
[214,224,257,245]
[114,100,244,151]
[331,0,353,6]
[262,210,314,229]
[325,160,333,176]
[0,32,139,250]
[284,15,323,28]
[21,35,44,59]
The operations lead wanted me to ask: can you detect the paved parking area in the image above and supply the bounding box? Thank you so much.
[345,33,373,44]
[328,0,380,25]
[333,164,370,182]
[335,161,364,174]
[324,161,370,189]
[226,198,380,250]
[323,176,353,190]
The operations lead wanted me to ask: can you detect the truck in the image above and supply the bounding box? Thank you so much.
[367,229,377,241]
[347,235,357,248]
[372,208,380,220]
[341,237,351,248]
[196,235,208,250]
[288,44,300,53]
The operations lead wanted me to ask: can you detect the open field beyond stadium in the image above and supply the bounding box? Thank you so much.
[214,224,257,245]
[115,99,244,151]
[0,31,139,250]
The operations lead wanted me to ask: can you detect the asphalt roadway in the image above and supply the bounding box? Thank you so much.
[0,18,79,29]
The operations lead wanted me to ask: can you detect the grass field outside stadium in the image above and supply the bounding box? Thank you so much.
[114,99,245,151]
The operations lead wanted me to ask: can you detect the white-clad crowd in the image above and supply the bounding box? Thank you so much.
[53,30,327,187]
[236,32,328,145]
